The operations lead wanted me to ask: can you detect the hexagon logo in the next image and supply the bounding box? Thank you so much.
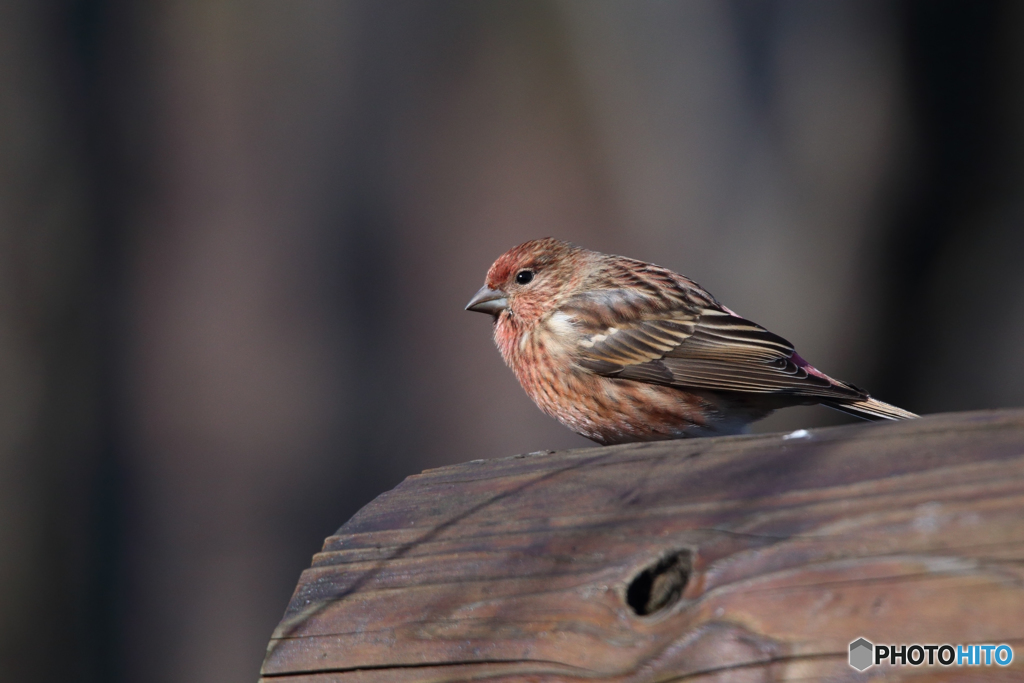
[849,638,874,671]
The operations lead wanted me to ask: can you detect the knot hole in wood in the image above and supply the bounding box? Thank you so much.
[625,549,692,616]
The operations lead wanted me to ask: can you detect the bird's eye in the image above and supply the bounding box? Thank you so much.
[515,269,534,285]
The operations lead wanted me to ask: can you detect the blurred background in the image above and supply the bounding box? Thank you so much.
[2,0,1023,681]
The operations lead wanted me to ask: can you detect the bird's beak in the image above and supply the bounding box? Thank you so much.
[465,285,508,316]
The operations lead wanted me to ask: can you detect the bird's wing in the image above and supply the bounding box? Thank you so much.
[561,289,864,400]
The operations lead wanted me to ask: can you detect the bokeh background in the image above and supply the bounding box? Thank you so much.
[3,1,1023,681]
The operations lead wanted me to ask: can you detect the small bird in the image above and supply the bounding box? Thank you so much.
[466,238,916,445]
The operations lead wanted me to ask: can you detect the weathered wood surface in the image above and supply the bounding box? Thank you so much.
[261,409,1024,681]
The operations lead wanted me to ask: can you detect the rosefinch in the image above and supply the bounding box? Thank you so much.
[466,238,917,445]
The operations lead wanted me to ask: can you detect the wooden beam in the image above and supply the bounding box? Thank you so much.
[261,409,1024,681]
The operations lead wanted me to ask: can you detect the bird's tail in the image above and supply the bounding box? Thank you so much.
[823,397,918,421]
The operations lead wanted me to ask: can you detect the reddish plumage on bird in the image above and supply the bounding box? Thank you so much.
[466,237,917,445]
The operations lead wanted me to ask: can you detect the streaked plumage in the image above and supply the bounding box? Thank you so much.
[467,238,917,445]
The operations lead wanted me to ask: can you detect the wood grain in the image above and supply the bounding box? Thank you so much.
[261,409,1024,681]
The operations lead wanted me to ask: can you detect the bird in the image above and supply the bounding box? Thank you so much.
[466,237,917,445]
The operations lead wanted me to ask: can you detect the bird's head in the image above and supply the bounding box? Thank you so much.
[466,237,584,327]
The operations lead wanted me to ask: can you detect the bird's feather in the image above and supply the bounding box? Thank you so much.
[562,285,865,402]
[822,397,918,421]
